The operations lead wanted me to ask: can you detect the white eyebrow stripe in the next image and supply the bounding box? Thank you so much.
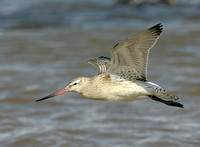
[72,80,81,85]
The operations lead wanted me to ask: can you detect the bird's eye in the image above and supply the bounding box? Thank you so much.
[73,83,77,85]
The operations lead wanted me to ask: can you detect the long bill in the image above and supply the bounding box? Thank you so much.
[36,88,68,102]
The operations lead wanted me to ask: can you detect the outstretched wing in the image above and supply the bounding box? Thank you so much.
[106,23,163,81]
[88,56,111,74]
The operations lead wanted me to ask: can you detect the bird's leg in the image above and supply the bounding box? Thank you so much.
[148,95,184,108]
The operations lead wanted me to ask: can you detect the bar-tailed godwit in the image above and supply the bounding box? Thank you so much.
[37,23,183,108]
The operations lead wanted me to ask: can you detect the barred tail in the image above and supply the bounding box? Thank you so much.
[154,91,180,101]
[146,82,180,100]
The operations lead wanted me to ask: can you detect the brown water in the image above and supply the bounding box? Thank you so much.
[0,1,200,147]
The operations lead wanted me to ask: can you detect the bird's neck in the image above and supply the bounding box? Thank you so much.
[80,74,111,99]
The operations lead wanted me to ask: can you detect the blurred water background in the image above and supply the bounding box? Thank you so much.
[0,0,200,146]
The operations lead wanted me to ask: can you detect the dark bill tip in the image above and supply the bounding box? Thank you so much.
[36,88,68,102]
[36,95,52,102]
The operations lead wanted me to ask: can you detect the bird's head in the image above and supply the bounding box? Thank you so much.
[66,77,85,93]
[36,77,89,102]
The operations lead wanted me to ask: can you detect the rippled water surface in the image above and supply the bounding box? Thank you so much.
[0,0,200,147]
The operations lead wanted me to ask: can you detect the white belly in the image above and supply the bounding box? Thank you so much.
[84,80,150,102]
[106,84,150,102]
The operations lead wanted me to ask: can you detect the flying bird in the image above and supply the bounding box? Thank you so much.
[36,23,183,108]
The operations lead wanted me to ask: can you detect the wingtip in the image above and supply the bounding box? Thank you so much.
[98,56,111,60]
[154,23,163,28]
[88,56,111,64]
[149,23,163,34]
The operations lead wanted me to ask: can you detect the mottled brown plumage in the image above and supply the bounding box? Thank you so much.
[37,24,183,108]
